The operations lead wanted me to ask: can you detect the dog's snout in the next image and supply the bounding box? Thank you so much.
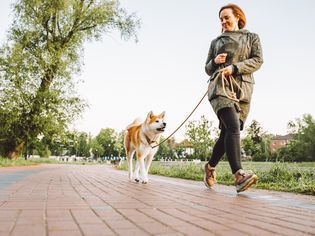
[163,122,166,126]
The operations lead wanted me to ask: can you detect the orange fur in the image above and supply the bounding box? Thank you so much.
[125,125,142,156]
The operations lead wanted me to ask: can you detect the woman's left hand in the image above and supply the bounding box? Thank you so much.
[220,65,233,77]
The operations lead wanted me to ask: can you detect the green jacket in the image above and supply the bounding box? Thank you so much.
[205,29,263,87]
[205,29,263,128]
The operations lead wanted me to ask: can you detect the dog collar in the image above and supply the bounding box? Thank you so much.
[144,134,159,147]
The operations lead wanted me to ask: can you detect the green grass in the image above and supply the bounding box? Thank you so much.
[117,161,315,195]
[0,157,97,167]
[0,157,39,167]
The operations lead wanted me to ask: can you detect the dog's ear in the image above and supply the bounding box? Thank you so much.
[146,111,154,120]
[159,111,165,119]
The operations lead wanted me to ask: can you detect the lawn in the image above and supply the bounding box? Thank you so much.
[0,157,90,167]
[117,161,315,195]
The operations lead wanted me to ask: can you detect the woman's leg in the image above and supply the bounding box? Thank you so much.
[206,107,257,192]
[208,127,226,167]
[217,107,242,174]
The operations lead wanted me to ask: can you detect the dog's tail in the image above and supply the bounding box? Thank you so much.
[126,117,142,130]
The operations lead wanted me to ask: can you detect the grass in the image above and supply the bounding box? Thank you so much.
[0,157,39,167]
[117,161,315,195]
[0,157,96,167]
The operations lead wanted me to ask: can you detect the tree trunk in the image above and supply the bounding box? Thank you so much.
[6,142,25,160]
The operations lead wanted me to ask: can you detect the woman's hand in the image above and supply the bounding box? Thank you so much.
[214,53,227,64]
[220,65,233,77]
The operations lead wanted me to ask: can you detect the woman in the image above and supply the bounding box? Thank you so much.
[204,4,263,193]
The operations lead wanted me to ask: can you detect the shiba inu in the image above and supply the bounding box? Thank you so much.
[124,111,166,183]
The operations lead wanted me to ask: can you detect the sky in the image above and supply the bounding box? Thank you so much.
[1,0,315,141]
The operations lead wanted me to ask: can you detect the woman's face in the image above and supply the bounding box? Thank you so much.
[220,8,239,32]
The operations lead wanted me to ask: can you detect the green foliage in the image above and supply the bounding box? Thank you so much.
[37,144,52,158]
[0,0,140,158]
[280,114,315,162]
[241,120,272,161]
[115,130,126,158]
[94,128,118,157]
[75,132,92,157]
[247,120,263,144]
[185,115,215,160]
[155,137,177,160]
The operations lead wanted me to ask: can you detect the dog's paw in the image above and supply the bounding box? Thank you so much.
[128,173,133,180]
[141,180,148,184]
[134,178,140,183]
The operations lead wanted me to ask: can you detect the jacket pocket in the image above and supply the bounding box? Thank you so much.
[240,80,254,103]
[241,74,255,84]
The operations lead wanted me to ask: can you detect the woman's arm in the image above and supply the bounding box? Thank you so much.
[205,40,219,76]
[234,33,263,75]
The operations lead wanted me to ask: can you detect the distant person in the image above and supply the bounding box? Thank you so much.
[204,4,263,192]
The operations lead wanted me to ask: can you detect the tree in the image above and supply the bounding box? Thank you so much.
[177,139,193,159]
[115,130,126,158]
[247,120,263,144]
[185,115,215,160]
[76,132,92,157]
[280,114,315,162]
[90,139,104,158]
[241,120,272,161]
[0,0,140,159]
[155,136,177,160]
[242,120,263,159]
[95,128,117,157]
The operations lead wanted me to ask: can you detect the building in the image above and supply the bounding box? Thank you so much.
[270,134,292,152]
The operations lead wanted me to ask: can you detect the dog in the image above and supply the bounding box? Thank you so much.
[124,111,166,183]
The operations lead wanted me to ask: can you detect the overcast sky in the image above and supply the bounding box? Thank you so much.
[1,0,315,141]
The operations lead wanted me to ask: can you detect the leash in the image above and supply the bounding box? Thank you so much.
[151,88,209,148]
[220,72,244,102]
[151,71,243,149]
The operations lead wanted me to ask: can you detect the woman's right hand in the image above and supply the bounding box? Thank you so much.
[214,53,227,64]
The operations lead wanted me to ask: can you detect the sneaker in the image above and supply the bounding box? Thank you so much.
[235,169,258,193]
[204,163,216,189]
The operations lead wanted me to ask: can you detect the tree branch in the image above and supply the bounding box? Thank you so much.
[78,24,97,31]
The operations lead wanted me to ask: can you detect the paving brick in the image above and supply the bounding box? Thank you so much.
[0,210,19,221]
[0,221,14,233]
[114,228,150,236]
[155,233,184,236]
[0,232,10,236]
[71,209,103,224]
[46,209,73,221]
[105,219,136,229]
[136,222,176,234]
[48,220,79,231]
[10,224,45,236]
[117,209,156,223]
[137,208,186,227]
[173,225,214,235]
[49,230,82,236]
[79,223,115,236]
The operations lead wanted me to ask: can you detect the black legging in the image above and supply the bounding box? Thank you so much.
[208,107,242,174]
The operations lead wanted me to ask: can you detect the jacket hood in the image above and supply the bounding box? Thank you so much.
[216,29,250,40]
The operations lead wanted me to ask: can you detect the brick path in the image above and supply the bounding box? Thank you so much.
[0,164,314,236]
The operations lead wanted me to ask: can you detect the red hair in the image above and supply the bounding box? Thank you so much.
[219,4,246,29]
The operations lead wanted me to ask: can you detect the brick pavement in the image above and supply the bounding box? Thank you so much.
[0,164,314,236]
